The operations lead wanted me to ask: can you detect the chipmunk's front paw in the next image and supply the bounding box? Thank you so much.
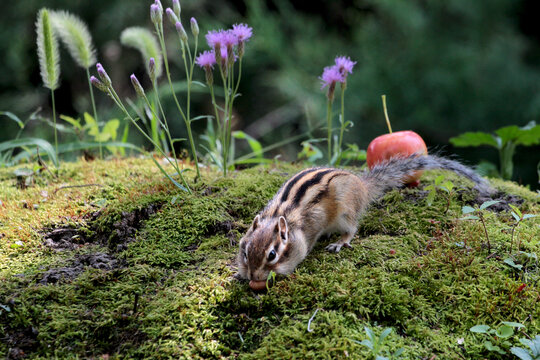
[325,242,352,253]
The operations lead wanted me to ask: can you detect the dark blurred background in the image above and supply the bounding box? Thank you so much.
[1,0,539,188]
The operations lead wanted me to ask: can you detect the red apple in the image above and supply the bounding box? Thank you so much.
[366,130,427,185]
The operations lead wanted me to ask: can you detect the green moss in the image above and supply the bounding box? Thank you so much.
[0,161,538,359]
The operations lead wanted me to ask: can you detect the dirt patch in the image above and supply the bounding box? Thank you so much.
[42,204,161,252]
[100,204,160,252]
[38,252,121,285]
[207,220,242,246]
[3,326,38,359]
[42,227,88,251]
[467,190,524,212]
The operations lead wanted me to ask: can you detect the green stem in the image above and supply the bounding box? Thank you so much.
[50,89,58,159]
[335,83,346,166]
[108,86,191,193]
[382,94,392,134]
[326,98,333,165]
[86,68,102,159]
[179,39,201,180]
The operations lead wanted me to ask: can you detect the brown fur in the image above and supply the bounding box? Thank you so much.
[237,154,492,281]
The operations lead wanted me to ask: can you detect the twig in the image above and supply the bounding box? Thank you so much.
[54,184,103,194]
[36,146,56,179]
[307,308,320,333]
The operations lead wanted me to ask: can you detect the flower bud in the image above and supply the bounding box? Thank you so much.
[172,0,181,18]
[204,68,213,86]
[166,8,179,26]
[90,76,108,93]
[149,58,156,83]
[175,21,188,43]
[130,74,145,98]
[150,4,162,26]
[96,63,111,87]
[190,17,199,37]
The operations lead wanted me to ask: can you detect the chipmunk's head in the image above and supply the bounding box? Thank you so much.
[237,215,292,281]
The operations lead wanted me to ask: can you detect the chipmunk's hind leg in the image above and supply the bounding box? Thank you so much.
[325,232,355,253]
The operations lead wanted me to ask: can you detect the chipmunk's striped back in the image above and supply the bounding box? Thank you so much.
[261,167,351,222]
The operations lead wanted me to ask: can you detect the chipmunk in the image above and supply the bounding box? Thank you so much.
[237,154,493,289]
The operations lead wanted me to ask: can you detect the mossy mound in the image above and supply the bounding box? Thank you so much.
[0,158,538,359]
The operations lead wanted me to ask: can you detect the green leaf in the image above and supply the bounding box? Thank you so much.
[480,200,500,210]
[83,112,99,136]
[233,131,263,159]
[379,328,392,343]
[191,115,212,122]
[462,206,476,214]
[504,258,523,270]
[0,137,58,167]
[496,121,540,146]
[1,111,24,128]
[441,181,454,192]
[151,157,189,193]
[523,214,537,220]
[449,132,498,148]
[511,212,521,222]
[484,341,506,354]
[97,119,120,142]
[359,339,374,350]
[434,175,445,185]
[508,204,522,218]
[191,80,207,88]
[365,327,376,342]
[501,322,525,329]
[59,114,82,130]
[510,347,533,360]
[470,325,490,333]
[495,325,514,338]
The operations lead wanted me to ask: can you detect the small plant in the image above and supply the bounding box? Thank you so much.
[470,322,527,356]
[353,326,404,360]
[319,56,356,165]
[450,121,540,180]
[36,8,60,158]
[461,200,500,252]
[196,23,253,176]
[508,204,538,253]
[424,175,456,213]
[50,11,99,156]
[511,335,540,360]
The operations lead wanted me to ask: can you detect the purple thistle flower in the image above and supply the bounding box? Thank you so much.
[149,57,156,82]
[172,0,181,18]
[175,21,188,43]
[334,56,356,76]
[190,17,199,37]
[166,8,179,26]
[221,30,238,48]
[231,23,252,43]
[96,63,111,87]
[150,4,162,26]
[196,50,216,69]
[130,74,145,98]
[320,65,344,90]
[90,75,108,93]
[205,30,223,48]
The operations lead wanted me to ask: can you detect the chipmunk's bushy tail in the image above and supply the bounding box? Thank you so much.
[362,154,493,200]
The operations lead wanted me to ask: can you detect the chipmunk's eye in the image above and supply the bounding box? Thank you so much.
[267,249,276,262]
[243,250,247,262]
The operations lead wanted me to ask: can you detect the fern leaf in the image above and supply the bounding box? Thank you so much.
[120,27,163,79]
[51,11,96,69]
[36,8,60,90]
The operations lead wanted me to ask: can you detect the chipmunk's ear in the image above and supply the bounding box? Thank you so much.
[251,214,260,231]
[277,216,289,243]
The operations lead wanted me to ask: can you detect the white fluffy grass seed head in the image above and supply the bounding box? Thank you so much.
[51,10,96,69]
[36,8,60,90]
[120,27,163,80]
